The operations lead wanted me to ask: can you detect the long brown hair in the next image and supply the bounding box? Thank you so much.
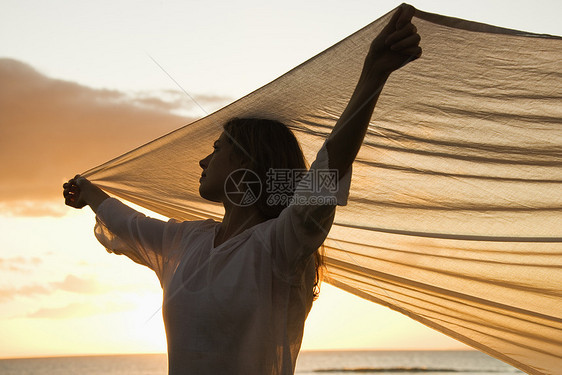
[223,117,324,299]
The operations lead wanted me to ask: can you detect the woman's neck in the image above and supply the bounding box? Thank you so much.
[214,204,267,247]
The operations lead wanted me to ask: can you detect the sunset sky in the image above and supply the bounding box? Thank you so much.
[1,0,561,359]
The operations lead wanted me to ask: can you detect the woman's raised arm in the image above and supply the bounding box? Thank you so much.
[326,4,421,178]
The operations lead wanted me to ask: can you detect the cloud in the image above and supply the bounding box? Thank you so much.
[0,256,42,272]
[131,90,231,115]
[0,274,111,301]
[26,301,134,319]
[51,274,110,294]
[0,58,231,216]
[0,284,51,301]
[0,201,68,217]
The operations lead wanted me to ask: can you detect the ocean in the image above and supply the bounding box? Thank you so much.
[0,350,524,374]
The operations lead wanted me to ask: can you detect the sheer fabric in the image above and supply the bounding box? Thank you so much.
[84,6,562,375]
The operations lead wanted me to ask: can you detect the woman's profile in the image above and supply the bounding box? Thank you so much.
[63,5,421,374]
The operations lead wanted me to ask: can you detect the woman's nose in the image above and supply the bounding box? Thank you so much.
[199,154,210,169]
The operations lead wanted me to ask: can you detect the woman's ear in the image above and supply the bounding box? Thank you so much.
[231,152,251,169]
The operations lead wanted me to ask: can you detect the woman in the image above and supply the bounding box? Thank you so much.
[63,5,421,374]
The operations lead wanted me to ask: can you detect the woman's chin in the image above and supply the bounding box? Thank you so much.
[198,186,221,203]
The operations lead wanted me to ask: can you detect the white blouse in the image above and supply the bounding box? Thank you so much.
[94,139,352,375]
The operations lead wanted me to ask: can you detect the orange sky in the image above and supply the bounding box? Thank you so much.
[0,58,470,358]
[1,0,560,360]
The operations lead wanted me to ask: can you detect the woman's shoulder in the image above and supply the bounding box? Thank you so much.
[171,217,219,234]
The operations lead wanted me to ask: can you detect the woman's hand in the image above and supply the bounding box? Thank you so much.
[63,175,109,212]
[361,3,422,80]
[63,175,89,209]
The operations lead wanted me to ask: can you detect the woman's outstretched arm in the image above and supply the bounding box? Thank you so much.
[63,175,182,278]
[326,4,421,178]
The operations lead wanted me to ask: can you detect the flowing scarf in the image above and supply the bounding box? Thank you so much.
[83,6,562,374]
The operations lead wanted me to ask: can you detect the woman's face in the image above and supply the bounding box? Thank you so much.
[198,132,246,203]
